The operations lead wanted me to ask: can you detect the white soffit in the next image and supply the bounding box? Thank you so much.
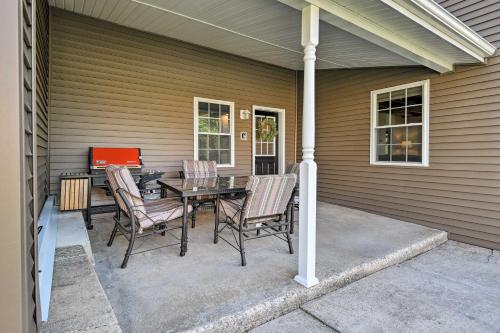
[48,0,418,70]
[49,0,495,72]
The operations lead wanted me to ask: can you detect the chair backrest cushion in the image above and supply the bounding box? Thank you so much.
[105,165,145,216]
[182,160,217,178]
[244,174,296,221]
[285,163,300,176]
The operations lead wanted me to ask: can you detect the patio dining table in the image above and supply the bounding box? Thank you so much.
[157,176,249,256]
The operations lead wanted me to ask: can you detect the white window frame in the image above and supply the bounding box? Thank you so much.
[193,97,235,168]
[370,80,430,167]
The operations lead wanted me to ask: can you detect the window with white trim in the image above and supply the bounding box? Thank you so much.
[194,97,234,167]
[370,80,429,166]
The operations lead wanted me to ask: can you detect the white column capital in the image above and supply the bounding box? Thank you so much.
[301,5,319,47]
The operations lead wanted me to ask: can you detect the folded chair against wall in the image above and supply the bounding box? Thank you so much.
[215,174,297,266]
[105,165,193,268]
[181,160,218,228]
[285,163,300,234]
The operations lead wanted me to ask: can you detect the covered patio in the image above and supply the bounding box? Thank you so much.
[44,202,445,332]
[26,0,495,332]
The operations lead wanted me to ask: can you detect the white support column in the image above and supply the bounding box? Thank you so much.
[295,4,320,288]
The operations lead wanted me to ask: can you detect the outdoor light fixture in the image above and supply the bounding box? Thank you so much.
[240,109,251,120]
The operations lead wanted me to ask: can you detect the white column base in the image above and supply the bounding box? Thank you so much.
[294,274,319,288]
[295,159,319,288]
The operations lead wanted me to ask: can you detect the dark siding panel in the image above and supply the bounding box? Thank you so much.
[49,10,297,196]
[36,0,50,215]
[22,0,38,329]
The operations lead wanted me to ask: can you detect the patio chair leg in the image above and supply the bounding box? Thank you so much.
[286,223,294,254]
[107,223,118,247]
[121,232,136,269]
[214,199,220,244]
[239,225,246,266]
[192,205,197,228]
[290,205,295,234]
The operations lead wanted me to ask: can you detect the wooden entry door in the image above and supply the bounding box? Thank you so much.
[254,110,279,175]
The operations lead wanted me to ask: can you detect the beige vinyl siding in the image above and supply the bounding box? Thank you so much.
[49,9,297,196]
[36,0,50,216]
[309,0,500,250]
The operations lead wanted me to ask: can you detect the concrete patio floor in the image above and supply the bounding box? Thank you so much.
[252,241,500,333]
[88,201,447,333]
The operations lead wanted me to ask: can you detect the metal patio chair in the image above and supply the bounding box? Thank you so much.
[215,174,297,266]
[105,165,192,268]
[181,160,218,228]
[285,162,300,234]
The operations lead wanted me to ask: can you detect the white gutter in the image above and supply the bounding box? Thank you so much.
[381,0,496,62]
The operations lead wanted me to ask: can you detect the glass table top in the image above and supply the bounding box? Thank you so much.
[157,176,249,197]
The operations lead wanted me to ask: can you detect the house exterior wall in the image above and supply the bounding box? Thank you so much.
[306,0,500,250]
[48,9,297,195]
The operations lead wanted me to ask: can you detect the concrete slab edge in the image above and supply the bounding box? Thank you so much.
[186,231,448,333]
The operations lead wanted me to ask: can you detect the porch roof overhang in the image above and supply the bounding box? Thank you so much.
[50,0,495,73]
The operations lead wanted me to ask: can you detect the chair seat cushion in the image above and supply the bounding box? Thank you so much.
[137,198,192,230]
[219,198,279,225]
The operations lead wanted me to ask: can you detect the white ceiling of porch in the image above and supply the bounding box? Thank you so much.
[49,0,419,70]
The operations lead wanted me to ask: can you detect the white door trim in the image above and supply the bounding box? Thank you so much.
[252,106,286,175]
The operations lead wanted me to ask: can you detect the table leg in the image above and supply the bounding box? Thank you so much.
[214,194,220,244]
[86,177,93,230]
[180,197,189,256]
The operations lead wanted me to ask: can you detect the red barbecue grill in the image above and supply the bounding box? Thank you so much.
[88,147,164,189]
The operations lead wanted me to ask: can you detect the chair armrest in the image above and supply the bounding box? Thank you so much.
[116,187,143,201]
